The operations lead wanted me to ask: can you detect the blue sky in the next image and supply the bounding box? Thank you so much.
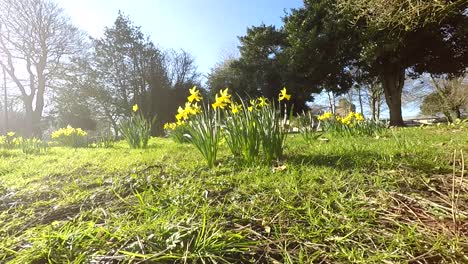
[58,0,303,75]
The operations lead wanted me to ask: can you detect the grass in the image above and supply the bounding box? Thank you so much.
[0,126,467,263]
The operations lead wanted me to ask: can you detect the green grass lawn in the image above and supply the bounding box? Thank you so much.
[1,126,467,263]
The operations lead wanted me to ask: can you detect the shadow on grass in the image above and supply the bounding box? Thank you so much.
[284,150,447,174]
[0,149,20,158]
[284,150,378,170]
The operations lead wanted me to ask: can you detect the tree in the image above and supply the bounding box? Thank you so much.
[53,55,100,131]
[206,58,252,99]
[215,24,311,113]
[236,25,286,99]
[91,12,171,135]
[420,75,467,121]
[336,0,468,125]
[364,81,385,121]
[284,0,359,107]
[335,97,356,116]
[164,48,203,125]
[0,0,83,136]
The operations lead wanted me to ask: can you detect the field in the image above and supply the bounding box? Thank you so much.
[0,126,467,263]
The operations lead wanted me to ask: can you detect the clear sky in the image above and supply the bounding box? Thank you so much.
[57,0,303,76]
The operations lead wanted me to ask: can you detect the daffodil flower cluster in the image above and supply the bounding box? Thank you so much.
[51,125,87,139]
[339,112,365,125]
[51,125,87,148]
[164,86,203,130]
[317,112,334,121]
[163,86,292,167]
[0,132,22,148]
[317,111,385,136]
[0,132,47,154]
[211,88,232,110]
[318,111,364,125]
[120,104,154,149]
[165,86,292,131]
[0,131,16,148]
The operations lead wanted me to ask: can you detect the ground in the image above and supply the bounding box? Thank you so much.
[0,126,467,263]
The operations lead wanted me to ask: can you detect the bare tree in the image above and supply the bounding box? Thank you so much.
[165,49,201,90]
[0,0,83,136]
[420,75,467,121]
[365,81,385,120]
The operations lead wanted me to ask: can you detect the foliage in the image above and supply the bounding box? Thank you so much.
[284,0,357,97]
[51,126,88,148]
[337,0,467,33]
[207,25,305,113]
[94,131,115,148]
[16,137,48,155]
[119,105,154,149]
[256,100,291,164]
[164,122,190,144]
[54,75,98,131]
[223,100,262,165]
[0,132,47,154]
[297,111,322,143]
[0,132,17,149]
[183,107,221,169]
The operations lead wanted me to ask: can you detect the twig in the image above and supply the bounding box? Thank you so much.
[451,150,457,232]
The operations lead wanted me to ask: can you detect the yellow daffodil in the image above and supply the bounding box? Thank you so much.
[7,131,15,137]
[257,97,269,107]
[341,116,352,125]
[219,88,231,103]
[354,112,364,121]
[341,112,354,125]
[188,86,202,103]
[247,99,257,112]
[176,106,189,121]
[132,104,139,112]
[212,96,226,110]
[230,102,242,114]
[164,122,177,130]
[51,126,87,139]
[317,112,334,121]
[191,102,202,114]
[278,87,291,101]
[211,88,232,110]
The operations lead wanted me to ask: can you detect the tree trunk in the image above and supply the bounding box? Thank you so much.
[371,96,377,121]
[381,66,405,126]
[443,111,453,123]
[24,96,34,137]
[327,91,335,114]
[357,87,364,115]
[454,107,461,119]
[2,66,7,134]
[377,99,381,120]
